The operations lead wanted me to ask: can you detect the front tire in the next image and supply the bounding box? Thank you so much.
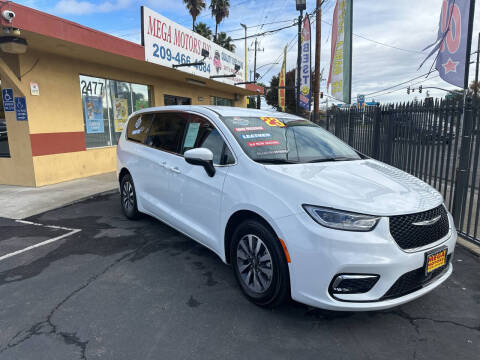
[120,173,140,220]
[230,220,290,308]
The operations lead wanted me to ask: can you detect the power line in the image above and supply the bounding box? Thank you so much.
[366,75,441,99]
[351,70,439,101]
[230,22,298,41]
[321,18,424,54]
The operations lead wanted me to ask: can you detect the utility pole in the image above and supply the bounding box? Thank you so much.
[296,16,301,113]
[296,3,304,115]
[240,24,247,82]
[254,38,257,83]
[313,0,321,122]
[475,32,479,96]
[249,38,264,82]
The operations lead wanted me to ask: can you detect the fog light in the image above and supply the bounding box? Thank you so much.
[330,274,379,294]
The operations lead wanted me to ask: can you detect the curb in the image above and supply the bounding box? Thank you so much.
[22,189,118,220]
[457,238,480,257]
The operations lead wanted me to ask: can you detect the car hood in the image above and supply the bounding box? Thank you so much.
[264,159,443,216]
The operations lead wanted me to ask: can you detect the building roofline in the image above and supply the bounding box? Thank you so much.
[2,1,147,61]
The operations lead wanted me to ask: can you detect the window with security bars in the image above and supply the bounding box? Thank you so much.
[210,96,233,106]
[80,75,152,149]
[0,80,10,157]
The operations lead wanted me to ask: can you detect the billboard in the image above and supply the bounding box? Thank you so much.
[142,6,244,87]
[327,0,352,104]
[299,14,311,111]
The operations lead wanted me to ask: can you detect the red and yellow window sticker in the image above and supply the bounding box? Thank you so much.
[260,117,285,127]
[247,140,281,148]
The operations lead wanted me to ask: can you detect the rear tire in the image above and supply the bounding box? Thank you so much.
[230,219,290,308]
[120,173,141,220]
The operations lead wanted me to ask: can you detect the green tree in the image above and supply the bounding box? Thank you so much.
[209,0,230,40]
[265,69,297,114]
[183,0,206,30]
[214,32,235,51]
[194,22,213,40]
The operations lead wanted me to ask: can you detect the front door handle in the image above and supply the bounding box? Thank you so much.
[170,166,181,174]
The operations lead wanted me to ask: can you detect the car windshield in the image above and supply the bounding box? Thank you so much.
[221,116,361,164]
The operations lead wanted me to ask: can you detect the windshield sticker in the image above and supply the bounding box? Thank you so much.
[247,140,281,147]
[260,116,285,127]
[256,149,289,155]
[234,126,265,132]
[183,122,201,148]
[241,133,271,139]
[232,118,249,125]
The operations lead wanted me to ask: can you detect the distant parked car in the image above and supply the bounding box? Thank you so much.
[117,106,456,311]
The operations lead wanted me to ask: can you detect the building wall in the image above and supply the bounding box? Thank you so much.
[0,59,36,186]
[0,48,246,186]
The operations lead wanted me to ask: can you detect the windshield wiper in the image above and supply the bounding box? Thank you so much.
[256,158,298,164]
[306,157,359,163]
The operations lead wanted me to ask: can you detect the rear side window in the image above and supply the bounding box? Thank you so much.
[146,112,188,154]
[126,114,153,143]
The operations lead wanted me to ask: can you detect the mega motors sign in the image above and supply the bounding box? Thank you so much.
[142,6,244,87]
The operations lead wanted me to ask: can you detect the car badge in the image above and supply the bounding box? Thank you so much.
[412,215,441,226]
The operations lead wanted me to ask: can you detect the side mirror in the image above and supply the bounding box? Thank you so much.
[184,148,216,177]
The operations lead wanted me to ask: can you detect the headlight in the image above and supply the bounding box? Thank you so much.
[302,205,380,231]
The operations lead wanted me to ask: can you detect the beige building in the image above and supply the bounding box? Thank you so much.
[0,2,258,186]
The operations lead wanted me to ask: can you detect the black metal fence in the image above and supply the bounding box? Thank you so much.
[319,97,480,245]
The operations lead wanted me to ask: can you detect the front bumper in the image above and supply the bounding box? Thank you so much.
[276,210,457,311]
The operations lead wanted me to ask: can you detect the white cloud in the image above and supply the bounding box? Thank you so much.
[52,0,131,15]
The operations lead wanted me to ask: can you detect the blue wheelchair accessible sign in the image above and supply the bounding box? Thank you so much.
[2,88,14,112]
[15,97,28,121]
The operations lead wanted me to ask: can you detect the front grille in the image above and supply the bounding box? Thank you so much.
[389,205,449,250]
[381,255,451,300]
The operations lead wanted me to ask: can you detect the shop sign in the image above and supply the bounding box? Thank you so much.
[14,97,28,121]
[114,98,129,132]
[83,96,104,133]
[2,88,14,111]
[142,6,244,87]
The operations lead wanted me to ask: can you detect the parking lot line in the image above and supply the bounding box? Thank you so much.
[0,220,81,262]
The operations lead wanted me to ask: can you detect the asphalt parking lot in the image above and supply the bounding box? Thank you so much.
[0,192,479,360]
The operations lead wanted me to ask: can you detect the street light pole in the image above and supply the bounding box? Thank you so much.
[240,23,247,82]
[313,0,321,122]
[296,0,306,115]
[475,32,479,96]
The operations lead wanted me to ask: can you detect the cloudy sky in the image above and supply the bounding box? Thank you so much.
[15,0,480,105]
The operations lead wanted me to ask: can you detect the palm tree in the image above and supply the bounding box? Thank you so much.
[209,0,230,40]
[194,22,213,40]
[214,32,235,51]
[183,0,206,30]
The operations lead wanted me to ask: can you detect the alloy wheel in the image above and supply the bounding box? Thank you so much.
[236,234,273,293]
[122,180,134,210]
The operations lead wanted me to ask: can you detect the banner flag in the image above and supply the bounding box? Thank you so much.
[327,0,352,104]
[419,0,475,88]
[279,45,287,111]
[300,14,311,110]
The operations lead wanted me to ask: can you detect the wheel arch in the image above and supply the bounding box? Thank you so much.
[224,210,281,264]
[118,167,130,183]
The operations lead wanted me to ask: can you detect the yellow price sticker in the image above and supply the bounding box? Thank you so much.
[260,117,285,127]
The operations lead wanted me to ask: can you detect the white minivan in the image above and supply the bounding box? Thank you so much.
[116,106,456,311]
